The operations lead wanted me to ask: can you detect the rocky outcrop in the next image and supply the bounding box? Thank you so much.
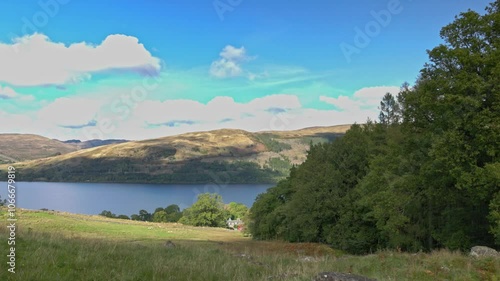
[313,272,377,281]
[470,246,499,258]
[164,240,176,248]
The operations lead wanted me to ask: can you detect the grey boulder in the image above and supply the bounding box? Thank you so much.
[470,246,499,258]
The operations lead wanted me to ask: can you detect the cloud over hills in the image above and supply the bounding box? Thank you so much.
[0,34,161,86]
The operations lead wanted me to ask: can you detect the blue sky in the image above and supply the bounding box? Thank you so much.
[0,0,493,140]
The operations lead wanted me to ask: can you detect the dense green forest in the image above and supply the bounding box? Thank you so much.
[250,1,500,254]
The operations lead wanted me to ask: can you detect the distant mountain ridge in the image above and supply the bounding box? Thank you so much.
[0,125,351,184]
[63,139,129,149]
[0,134,77,163]
[0,134,129,164]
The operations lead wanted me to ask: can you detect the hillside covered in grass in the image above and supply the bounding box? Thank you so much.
[0,125,350,184]
[0,134,77,164]
[0,208,498,280]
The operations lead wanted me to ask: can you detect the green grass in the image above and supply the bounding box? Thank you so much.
[0,208,499,280]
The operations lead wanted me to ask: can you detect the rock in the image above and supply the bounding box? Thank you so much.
[313,272,377,281]
[470,246,499,258]
[164,240,176,248]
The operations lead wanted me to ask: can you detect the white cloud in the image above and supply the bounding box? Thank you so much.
[353,86,400,104]
[37,97,102,128]
[320,86,400,111]
[0,33,161,86]
[248,71,269,81]
[320,95,361,111]
[210,60,242,78]
[209,45,252,78]
[0,87,400,140]
[220,45,247,61]
[247,94,301,110]
[0,85,18,99]
[133,94,301,126]
[0,85,35,101]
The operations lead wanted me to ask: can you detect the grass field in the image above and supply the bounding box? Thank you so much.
[0,208,498,280]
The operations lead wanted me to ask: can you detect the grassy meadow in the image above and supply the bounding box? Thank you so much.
[0,208,498,281]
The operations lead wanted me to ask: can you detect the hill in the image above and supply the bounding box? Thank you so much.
[0,134,77,163]
[63,139,129,149]
[0,208,496,280]
[0,125,351,184]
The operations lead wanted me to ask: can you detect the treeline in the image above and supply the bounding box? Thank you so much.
[15,160,282,184]
[99,193,249,228]
[256,134,292,153]
[100,204,182,223]
[250,2,500,254]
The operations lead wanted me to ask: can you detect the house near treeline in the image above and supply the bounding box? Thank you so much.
[226,218,243,229]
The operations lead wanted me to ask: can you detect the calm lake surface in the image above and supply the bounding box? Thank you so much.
[0,182,273,216]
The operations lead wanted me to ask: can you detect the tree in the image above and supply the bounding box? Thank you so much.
[153,210,167,222]
[117,214,130,220]
[225,202,248,219]
[131,214,141,221]
[99,210,116,218]
[378,92,401,125]
[138,209,152,222]
[154,207,164,214]
[250,124,379,253]
[398,1,500,250]
[165,204,180,214]
[179,193,227,227]
[250,168,296,240]
[490,190,500,245]
[165,204,182,222]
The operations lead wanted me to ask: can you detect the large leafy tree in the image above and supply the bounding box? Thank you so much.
[138,209,152,222]
[153,210,168,222]
[179,193,227,227]
[165,204,182,222]
[249,178,294,239]
[398,1,500,249]
[225,202,248,220]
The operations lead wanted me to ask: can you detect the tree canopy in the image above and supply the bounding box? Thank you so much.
[250,1,500,253]
[225,202,248,219]
[179,193,228,227]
